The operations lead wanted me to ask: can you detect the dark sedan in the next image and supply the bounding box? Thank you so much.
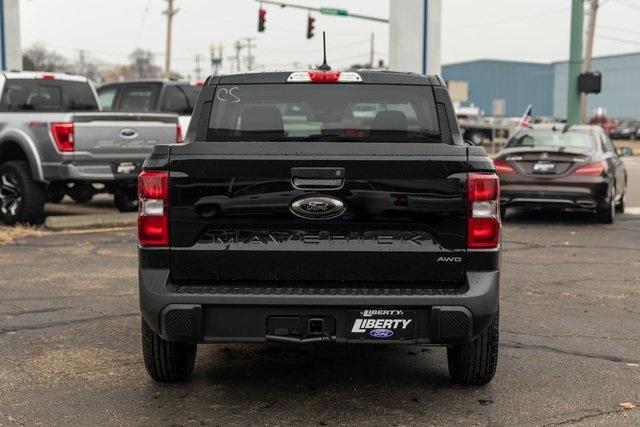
[494,124,632,223]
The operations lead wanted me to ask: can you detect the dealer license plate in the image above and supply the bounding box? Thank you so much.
[348,309,416,342]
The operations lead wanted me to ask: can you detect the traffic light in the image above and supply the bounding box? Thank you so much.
[306,15,315,39]
[258,8,266,32]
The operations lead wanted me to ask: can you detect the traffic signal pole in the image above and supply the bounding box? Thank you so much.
[257,0,388,23]
[566,0,584,125]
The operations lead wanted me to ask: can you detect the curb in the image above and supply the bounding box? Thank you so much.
[44,213,137,230]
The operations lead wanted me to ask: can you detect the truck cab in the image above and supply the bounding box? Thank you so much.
[137,70,501,386]
[97,80,201,131]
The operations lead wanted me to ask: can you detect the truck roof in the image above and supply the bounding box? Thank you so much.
[98,79,194,87]
[207,70,446,86]
[2,71,88,82]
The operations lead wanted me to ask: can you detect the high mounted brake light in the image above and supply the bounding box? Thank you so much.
[138,170,169,246]
[286,71,362,83]
[467,173,501,249]
[41,74,56,80]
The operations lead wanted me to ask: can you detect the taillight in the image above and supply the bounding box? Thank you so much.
[467,173,501,249]
[51,122,74,152]
[493,159,516,175]
[572,161,606,177]
[176,124,183,143]
[138,170,169,246]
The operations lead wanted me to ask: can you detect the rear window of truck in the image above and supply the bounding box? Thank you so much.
[207,84,440,142]
[0,79,98,112]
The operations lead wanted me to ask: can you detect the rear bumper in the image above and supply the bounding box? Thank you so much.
[42,162,140,182]
[138,269,500,345]
[501,179,609,210]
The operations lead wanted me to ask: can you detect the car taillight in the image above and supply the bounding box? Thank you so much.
[493,159,516,175]
[467,173,501,249]
[176,124,183,143]
[572,161,606,177]
[51,122,74,152]
[138,170,169,246]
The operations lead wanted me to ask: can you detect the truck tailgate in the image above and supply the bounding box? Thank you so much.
[73,113,178,161]
[168,142,470,284]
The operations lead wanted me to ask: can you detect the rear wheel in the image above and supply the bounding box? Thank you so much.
[616,190,626,213]
[67,182,94,204]
[47,182,66,204]
[447,309,499,386]
[0,161,46,225]
[597,185,615,224]
[113,187,138,212]
[141,319,197,382]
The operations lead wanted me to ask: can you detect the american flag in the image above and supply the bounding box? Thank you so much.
[517,104,533,129]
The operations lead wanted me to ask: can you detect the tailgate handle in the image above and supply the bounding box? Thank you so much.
[291,167,344,190]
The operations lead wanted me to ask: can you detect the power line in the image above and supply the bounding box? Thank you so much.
[443,7,570,31]
[596,32,640,45]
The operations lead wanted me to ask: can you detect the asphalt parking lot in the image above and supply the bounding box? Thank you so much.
[0,157,638,425]
[0,214,638,425]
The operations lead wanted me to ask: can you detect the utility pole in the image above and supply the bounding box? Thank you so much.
[194,54,203,80]
[163,0,179,77]
[234,41,244,72]
[243,37,257,71]
[580,0,598,123]
[369,33,375,68]
[566,0,584,125]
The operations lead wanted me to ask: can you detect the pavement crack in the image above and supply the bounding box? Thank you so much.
[503,329,640,343]
[543,405,638,426]
[0,312,139,334]
[0,306,75,317]
[501,339,637,364]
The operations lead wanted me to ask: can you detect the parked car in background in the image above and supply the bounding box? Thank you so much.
[611,119,640,140]
[494,124,631,223]
[97,80,201,131]
[0,72,181,224]
[588,114,617,136]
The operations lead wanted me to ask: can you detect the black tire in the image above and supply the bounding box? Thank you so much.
[500,205,507,220]
[67,182,94,204]
[0,161,46,225]
[113,187,138,212]
[141,318,197,383]
[47,183,66,203]
[616,190,626,213]
[596,186,615,224]
[447,310,499,386]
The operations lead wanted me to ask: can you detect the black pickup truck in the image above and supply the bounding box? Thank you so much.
[137,70,501,385]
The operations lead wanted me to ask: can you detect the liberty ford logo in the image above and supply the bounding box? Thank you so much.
[290,196,346,220]
[370,329,394,338]
[119,128,138,139]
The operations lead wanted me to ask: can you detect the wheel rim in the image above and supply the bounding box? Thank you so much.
[0,172,21,216]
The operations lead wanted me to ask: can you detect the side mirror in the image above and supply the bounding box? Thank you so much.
[617,147,634,157]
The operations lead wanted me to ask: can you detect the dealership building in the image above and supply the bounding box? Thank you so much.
[442,51,640,119]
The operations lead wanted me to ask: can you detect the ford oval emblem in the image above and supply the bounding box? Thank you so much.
[370,329,394,338]
[290,195,346,220]
[119,128,138,139]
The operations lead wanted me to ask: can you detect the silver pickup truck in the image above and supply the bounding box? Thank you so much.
[0,72,181,225]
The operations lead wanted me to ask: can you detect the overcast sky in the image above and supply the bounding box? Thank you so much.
[20,0,640,77]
